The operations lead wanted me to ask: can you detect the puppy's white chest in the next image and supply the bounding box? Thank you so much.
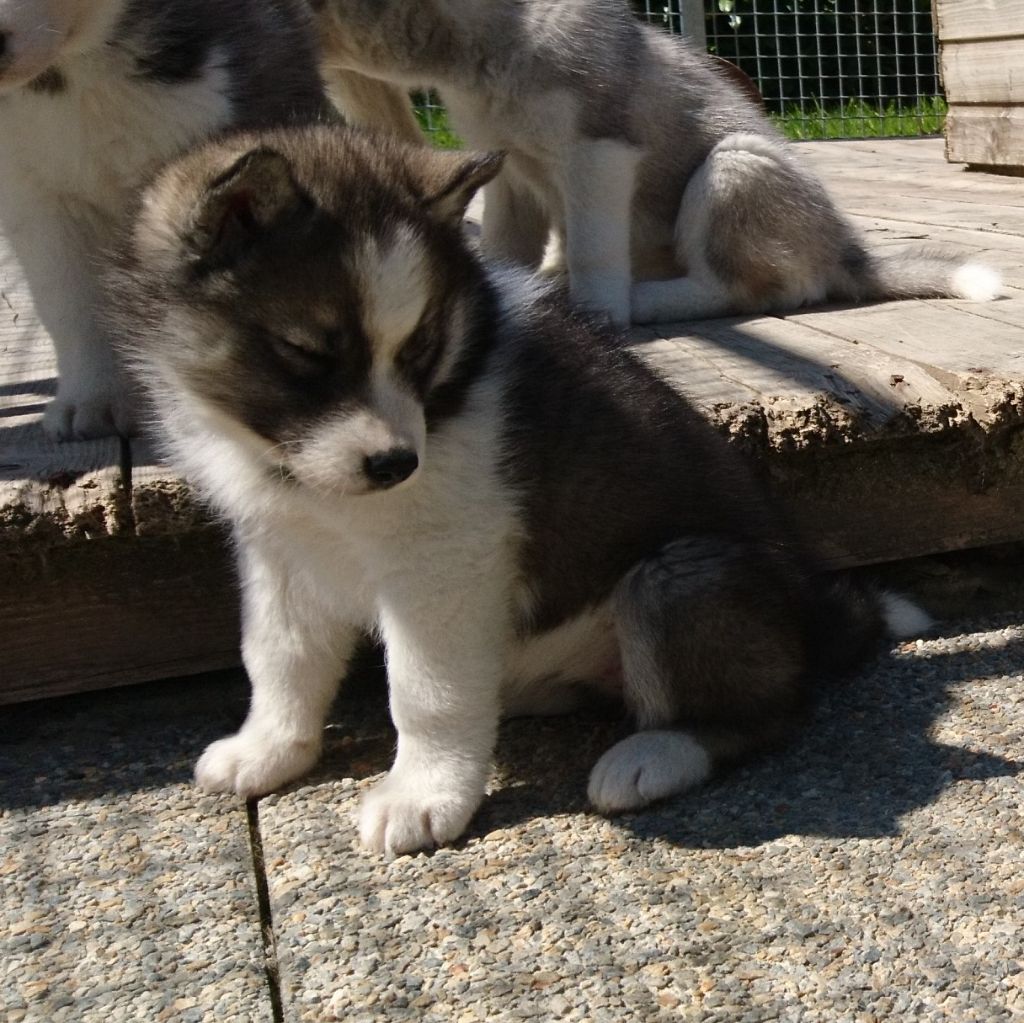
[0,51,233,217]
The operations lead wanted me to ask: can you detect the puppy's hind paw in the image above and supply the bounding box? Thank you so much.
[587,730,712,815]
[195,729,320,799]
[358,770,483,858]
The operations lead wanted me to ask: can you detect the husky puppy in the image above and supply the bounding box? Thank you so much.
[108,124,928,857]
[0,0,334,439]
[312,0,1000,327]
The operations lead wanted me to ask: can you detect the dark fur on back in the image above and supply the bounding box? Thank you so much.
[119,0,330,123]
[493,289,887,750]
[497,294,787,629]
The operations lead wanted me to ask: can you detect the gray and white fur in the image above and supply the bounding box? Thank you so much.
[107,124,931,857]
[0,0,333,439]
[313,0,1001,326]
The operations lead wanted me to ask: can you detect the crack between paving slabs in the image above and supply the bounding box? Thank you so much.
[248,799,286,1023]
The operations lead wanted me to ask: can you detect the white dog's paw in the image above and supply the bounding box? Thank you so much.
[43,383,137,441]
[587,731,712,815]
[569,274,631,328]
[358,770,484,858]
[195,730,321,799]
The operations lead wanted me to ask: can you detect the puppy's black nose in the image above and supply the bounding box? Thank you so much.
[363,448,419,489]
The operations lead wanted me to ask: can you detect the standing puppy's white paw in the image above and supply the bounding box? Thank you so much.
[588,730,712,814]
[43,379,137,440]
[358,768,485,858]
[195,728,321,798]
[569,272,632,328]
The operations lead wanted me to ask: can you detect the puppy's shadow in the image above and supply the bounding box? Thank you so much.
[469,626,1024,848]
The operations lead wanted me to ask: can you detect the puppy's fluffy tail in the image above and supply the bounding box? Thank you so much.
[807,578,932,680]
[866,247,1002,303]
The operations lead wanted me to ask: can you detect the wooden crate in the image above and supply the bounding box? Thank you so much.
[935,0,1024,172]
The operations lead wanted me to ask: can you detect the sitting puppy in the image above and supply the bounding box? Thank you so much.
[0,0,332,439]
[312,0,1000,326]
[107,125,927,857]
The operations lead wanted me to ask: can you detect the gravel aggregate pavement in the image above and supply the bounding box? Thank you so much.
[0,672,272,1023]
[2,613,1023,1022]
[260,617,1024,1022]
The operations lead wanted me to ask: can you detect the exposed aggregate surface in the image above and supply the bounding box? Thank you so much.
[3,615,1023,1021]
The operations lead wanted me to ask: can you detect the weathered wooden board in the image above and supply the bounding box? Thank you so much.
[841,194,1024,237]
[940,39,1024,106]
[801,142,1024,206]
[934,0,1024,42]
[945,106,1024,171]
[641,311,966,450]
[0,533,240,704]
[786,298,1024,398]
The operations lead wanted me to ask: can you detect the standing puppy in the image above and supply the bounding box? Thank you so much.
[313,0,1000,326]
[108,124,928,857]
[0,0,329,439]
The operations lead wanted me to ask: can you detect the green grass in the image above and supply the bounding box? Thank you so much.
[772,96,948,140]
[413,95,463,149]
[415,94,948,149]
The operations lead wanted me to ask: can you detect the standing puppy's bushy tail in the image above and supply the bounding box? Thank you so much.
[806,577,933,682]
[865,247,1002,303]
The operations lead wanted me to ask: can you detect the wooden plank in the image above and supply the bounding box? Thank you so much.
[642,313,967,452]
[802,150,1024,208]
[934,0,1024,42]
[940,39,1024,104]
[927,292,1024,329]
[644,310,1024,569]
[0,531,240,704]
[778,441,1024,569]
[801,138,948,166]
[4,137,1024,702]
[946,105,1024,170]
[786,299,1024,405]
[840,193,1024,237]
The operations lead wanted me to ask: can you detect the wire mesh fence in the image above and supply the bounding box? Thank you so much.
[413,1,944,144]
[637,0,944,139]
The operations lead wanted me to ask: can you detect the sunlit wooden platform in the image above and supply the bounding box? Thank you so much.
[3,137,1024,702]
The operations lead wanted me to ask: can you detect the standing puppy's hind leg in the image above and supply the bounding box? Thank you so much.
[561,137,642,327]
[480,173,550,269]
[588,536,812,814]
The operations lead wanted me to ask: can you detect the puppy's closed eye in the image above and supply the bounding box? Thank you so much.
[259,330,335,374]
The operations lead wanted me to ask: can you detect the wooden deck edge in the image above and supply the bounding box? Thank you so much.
[0,532,240,705]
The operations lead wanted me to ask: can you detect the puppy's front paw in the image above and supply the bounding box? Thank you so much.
[43,385,137,441]
[195,729,320,799]
[358,770,484,857]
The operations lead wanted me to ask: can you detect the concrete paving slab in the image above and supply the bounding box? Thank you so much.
[0,672,273,1023]
[256,618,1024,1022]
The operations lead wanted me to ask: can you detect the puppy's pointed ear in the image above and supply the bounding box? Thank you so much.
[187,148,305,266]
[415,150,505,226]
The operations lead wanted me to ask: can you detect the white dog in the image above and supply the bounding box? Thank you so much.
[0,0,330,439]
